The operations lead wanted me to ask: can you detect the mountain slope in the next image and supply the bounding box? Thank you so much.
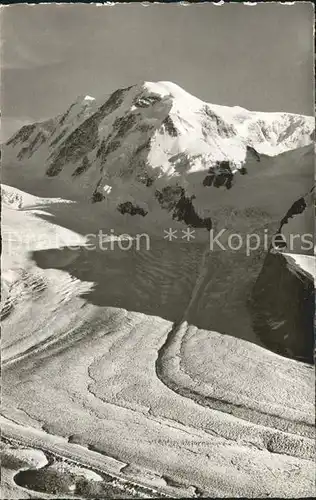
[2,84,314,356]
[3,81,314,207]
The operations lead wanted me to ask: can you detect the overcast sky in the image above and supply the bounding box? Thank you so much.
[1,2,314,141]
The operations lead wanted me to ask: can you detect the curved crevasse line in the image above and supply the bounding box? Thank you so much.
[155,325,314,460]
[156,323,314,445]
[154,246,314,459]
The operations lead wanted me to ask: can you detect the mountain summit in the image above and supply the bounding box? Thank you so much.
[5,80,314,182]
[3,81,314,231]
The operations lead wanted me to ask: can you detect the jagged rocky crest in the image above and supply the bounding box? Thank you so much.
[5,80,314,185]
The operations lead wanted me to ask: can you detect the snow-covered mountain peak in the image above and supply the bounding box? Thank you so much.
[4,80,314,213]
[70,94,96,108]
[144,80,201,103]
[83,95,95,101]
[58,93,98,125]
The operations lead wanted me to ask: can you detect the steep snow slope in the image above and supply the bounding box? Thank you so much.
[1,184,75,210]
[1,185,90,360]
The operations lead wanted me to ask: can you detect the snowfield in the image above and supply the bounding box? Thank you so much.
[283,253,315,280]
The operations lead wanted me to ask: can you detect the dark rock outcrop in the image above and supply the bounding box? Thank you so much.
[203,106,237,138]
[203,161,234,190]
[91,190,105,204]
[162,116,178,137]
[250,252,314,364]
[246,145,261,162]
[72,156,91,177]
[117,201,148,217]
[17,132,46,160]
[155,185,212,229]
[6,124,37,147]
[280,197,308,228]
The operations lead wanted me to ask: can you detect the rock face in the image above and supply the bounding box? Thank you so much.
[250,186,314,364]
[250,251,314,364]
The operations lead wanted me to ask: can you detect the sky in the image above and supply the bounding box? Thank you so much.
[1,2,314,141]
